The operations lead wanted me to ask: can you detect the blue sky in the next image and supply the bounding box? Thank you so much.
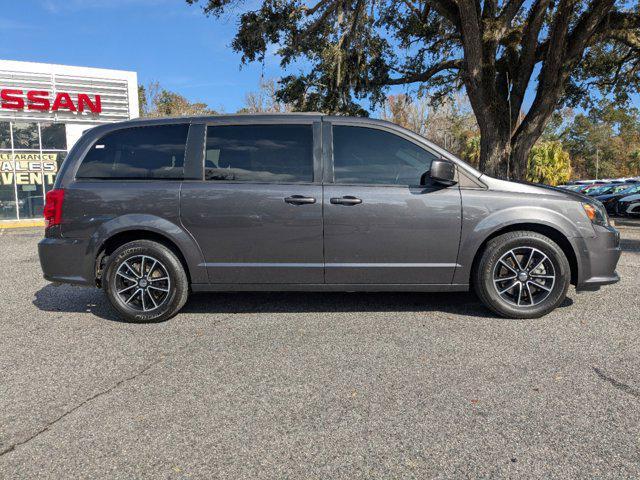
[2,0,637,115]
[1,0,288,113]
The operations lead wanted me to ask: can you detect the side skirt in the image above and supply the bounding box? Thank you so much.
[190,283,470,293]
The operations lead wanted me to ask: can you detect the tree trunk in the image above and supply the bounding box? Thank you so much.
[478,123,511,178]
[509,133,539,181]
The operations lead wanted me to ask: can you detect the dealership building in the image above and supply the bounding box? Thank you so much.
[0,60,138,222]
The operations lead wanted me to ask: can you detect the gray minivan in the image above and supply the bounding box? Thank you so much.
[38,114,621,322]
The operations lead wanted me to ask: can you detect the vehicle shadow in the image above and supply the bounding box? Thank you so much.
[33,284,121,322]
[33,283,574,323]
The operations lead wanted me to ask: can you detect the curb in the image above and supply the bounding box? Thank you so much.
[0,219,45,229]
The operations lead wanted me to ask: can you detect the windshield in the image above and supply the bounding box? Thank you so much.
[619,184,640,195]
[612,184,632,193]
[589,185,611,195]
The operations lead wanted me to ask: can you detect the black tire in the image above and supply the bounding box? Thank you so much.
[103,240,189,323]
[473,231,571,319]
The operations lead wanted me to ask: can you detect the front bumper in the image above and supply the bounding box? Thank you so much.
[574,225,621,292]
[38,236,95,286]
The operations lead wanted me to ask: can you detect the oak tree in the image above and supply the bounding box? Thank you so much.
[187,0,640,179]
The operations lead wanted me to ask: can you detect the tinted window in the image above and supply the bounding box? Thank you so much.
[205,125,313,183]
[77,124,188,179]
[333,126,437,185]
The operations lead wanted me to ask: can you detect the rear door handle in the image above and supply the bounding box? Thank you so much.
[330,196,363,206]
[284,195,316,205]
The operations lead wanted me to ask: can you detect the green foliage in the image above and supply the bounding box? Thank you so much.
[561,101,640,179]
[461,135,481,169]
[186,0,639,112]
[527,141,572,186]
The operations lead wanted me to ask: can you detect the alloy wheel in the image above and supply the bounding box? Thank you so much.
[114,255,171,312]
[492,247,556,307]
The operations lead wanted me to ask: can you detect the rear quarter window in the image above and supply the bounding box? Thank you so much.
[76,124,189,180]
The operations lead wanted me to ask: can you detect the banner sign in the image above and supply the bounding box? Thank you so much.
[0,152,58,186]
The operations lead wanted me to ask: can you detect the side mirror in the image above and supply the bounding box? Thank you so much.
[426,159,457,186]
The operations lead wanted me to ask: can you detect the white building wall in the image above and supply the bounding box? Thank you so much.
[0,60,138,221]
[0,59,138,129]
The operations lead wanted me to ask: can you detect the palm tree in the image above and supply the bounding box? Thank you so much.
[527,141,572,186]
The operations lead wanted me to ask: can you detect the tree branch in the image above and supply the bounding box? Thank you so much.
[498,0,527,25]
[608,31,640,51]
[306,0,332,16]
[457,0,483,83]
[425,0,461,28]
[564,0,616,61]
[386,59,462,85]
[508,0,551,123]
[400,0,424,19]
[482,0,498,20]
[301,0,340,38]
[533,6,637,61]
[511,0,575,152]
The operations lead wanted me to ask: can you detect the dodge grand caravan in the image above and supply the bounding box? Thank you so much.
[38,114,621,322]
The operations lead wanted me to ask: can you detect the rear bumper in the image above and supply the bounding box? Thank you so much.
[38,236,95,286]
[574,225,621,291]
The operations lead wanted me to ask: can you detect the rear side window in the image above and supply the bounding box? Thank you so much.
[332,126,437,185]
[76,124,188,179]
[205,124,313,183]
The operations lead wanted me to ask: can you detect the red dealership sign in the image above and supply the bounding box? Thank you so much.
[0,89,102,114]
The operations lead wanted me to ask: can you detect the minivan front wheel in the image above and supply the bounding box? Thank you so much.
[104,240,189,323]
[473,231,571,319]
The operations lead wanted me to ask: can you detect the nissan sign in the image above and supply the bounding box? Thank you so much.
[0,89,102,114]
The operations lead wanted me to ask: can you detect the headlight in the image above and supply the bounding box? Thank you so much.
[582,202,609,226]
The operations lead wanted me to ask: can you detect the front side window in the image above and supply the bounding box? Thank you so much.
[332,126,437,185]
[76,124,188,179]
[205,124,313,183]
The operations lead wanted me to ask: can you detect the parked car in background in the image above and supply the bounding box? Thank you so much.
[569,180,602,185]
[616,194,640,217]
[557,185,583,191]
[595,184,640,214]
[574,183,606,194]
[39,114,621,322]
[586,183,634,197]
[581,184,605,194]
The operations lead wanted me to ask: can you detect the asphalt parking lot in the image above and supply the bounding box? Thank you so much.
[0,227,639,478]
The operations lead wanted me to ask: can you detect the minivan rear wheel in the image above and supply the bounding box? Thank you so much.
[473,231,571,319]
[103,240,189,323]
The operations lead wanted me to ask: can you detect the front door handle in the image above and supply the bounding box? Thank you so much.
[285,195,316,205]
[330,196,363,206]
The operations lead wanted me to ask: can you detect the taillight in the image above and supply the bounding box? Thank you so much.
[44,189,65,228]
